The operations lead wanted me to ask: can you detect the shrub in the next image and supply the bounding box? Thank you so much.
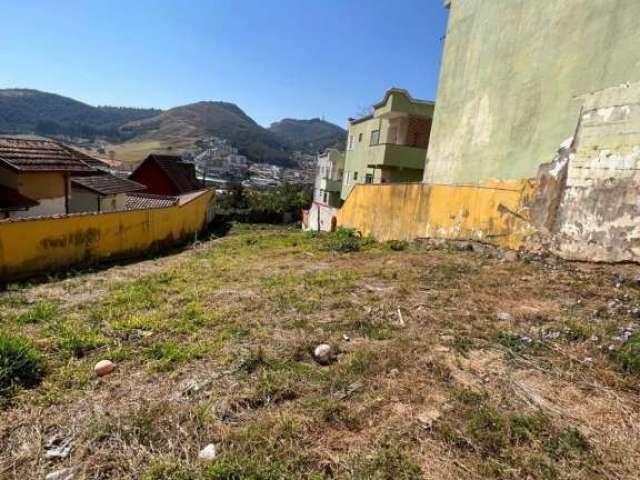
[0,332,45,397]
[612,332,640,374]
[324,228,373,253]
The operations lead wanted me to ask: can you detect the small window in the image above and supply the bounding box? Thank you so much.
[358,133,363,143]
[337,168,344,181]
[348,136,354,150]
[365,174,373,184]
[353,171,358,181]
[370,130,380,145]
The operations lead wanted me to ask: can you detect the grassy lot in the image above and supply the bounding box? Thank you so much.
[1,225,640,479]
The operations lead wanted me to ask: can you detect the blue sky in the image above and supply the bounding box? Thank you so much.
[1,0,448,127]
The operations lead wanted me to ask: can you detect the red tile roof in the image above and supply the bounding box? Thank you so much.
[71,174,146,196]
[0,185,39,211]
[147,154,203,194]
[125,193,178,210]
[0,136,97,173]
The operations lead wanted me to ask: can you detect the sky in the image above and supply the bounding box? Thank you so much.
[0,0,449,127]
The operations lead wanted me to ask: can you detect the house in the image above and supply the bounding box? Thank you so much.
[341,88,434,200]
[129,154,203,195]
[69,174,146,213]
[303,149,345,232]
[0,137,95,218]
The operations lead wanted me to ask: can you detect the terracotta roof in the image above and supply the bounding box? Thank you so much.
[0,185,39,211]
[71,174,146,196]
[0,137,98,173]
[148,154,203,193]
[125,193,178,210]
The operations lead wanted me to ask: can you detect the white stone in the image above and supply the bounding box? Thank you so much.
[313,343,333,365]
[198,443,217,461]
[94,360,114,377]
[46,468,76,480]
[496,312,513,321]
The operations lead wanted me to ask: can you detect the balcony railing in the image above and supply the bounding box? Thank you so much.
[366,143,427,170]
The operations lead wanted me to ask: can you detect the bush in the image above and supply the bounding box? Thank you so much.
[325,228,374,253]
[613,332,640,374]
[0,332,45,397]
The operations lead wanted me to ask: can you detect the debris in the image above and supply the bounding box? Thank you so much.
[94,360,114,377]
[396,308,405,327]
[313,343,334,365]
[389,368,400,377]
[519,335,533,344]
[342,334,350,342]
[198,444,217,461]
[417,409,441,428]
[434,346,450,353]
[496,312,513,322]
[542,331,561,341]
[334,381,363,400]
[45,467,77,480]
[45,435,72,460]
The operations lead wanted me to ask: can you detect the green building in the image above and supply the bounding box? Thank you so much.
[425,0,640,185]
[341,88,434,200]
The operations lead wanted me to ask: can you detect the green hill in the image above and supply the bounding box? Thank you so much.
[268,118,346,153]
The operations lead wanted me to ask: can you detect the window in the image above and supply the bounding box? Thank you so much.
[348,136,354,150]
[323,192,328,203]
[337,168,344,181]
[370,130,380,145]
[358,133,363,143]
[353,171,358,181]
[365,174,373,184]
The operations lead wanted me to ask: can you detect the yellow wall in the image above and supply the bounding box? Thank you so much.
[336,181,535,250]
[0,166,67,199]
[0,190,213,281]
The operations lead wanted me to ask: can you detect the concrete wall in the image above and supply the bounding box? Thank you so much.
[0,167,68,218]
[0,190,212,281]
[304,202,339,232]
[426,0,640,185]
[69,189,128,214]
[530,81,640,262]
[337,181,534,250]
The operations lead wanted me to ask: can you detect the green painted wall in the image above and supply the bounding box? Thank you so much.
[425,0,640,185]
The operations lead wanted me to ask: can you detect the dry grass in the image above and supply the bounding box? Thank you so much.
[1,224,640,479]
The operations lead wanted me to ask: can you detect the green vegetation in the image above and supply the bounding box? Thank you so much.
[0,332,45,397]
[0,225,637,479]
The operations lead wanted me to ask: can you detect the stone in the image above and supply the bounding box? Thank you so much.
[94,360,114,377]
[313,343,333,365]
[342,334,350,342]
[502,250,519,262]
[198,443,217,461]
[45,467,77,480]
[45,434,72,460]
[496,312,513,322]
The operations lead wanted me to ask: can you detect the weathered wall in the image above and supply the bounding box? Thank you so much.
[426,0,640,185]
[535,82,640,262]
[304,202,339,232]
[337,181,534,250]
[0,190,212,281]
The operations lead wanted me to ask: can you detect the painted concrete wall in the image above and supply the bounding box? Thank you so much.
[0,167,68,217]
[426,0,640,185]
[304,202,339,232]
[69,190,128,214]
[337,181,534,250]
[0,190,212,281]
[530,81,640,262]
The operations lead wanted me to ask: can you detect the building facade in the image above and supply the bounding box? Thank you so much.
[304,149,345,232]
[425,0,640,185]
[342,89,434,200]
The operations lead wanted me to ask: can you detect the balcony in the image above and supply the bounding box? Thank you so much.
[320,177,342,192]
[365,143,427,170]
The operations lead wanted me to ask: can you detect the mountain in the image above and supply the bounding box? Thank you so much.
[0,89,345,166]
[119,101,293,166]
[268,118,346,153]
[0,89,160,140]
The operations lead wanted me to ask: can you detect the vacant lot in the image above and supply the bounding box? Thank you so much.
[1,225,639,479]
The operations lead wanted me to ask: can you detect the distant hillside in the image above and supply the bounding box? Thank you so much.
[119,101,293,166]
[0,89,159,140]
[269,118,346,153]
[0,89,344,166]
